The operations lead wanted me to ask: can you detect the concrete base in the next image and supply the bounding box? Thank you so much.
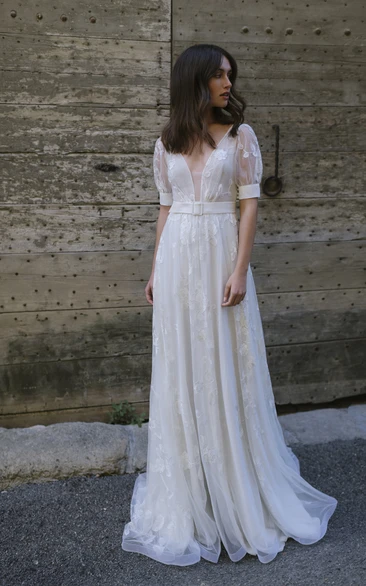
[0,405,365,490]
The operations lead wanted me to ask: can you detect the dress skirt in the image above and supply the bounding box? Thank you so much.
[121,208,338,566]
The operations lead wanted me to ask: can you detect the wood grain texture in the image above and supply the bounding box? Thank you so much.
[1,337,364,416]
[0,306,153,365]
[174,41,366,106]
[0,353,151,416]
[1,0,365,422]
[1,106,365,154]
[0,402,149,428]
[1,0,171,42]
[0,33,170,108]
[0,289,364,368]
[0,241,364,312]
[0,153,158,205]
[173,0,366,45]
[0,105,170,154]
[1,199,364,255]
[0,0,173,422]
[1,148,365,205]
[267,338,366,405]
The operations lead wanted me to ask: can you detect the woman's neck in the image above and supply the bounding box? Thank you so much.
[205,107,216,126]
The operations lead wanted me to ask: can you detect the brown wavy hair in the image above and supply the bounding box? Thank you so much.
[161,44,246,154]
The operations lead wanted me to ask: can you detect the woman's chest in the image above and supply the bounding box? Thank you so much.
[166,143,236,187]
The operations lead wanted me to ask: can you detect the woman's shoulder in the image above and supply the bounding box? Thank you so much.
[154,136,165,153]
[237,123,257,136]
[236,123,260,146]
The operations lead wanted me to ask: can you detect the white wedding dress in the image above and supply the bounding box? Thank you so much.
[121,123,338,565]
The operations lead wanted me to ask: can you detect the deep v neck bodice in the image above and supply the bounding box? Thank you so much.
[179,124,233,201]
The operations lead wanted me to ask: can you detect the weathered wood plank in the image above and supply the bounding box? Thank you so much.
[0,154,157,205]
[1,0,171,42]
[125,198,366,245]
[0,34,170,108]
[1,105,365,154]
[173,0,366,45]
[0,288,364,365]
[1,149,365,205]
[174,41,366,66]
[0,199,364,254]
[173,42,366,106]
[0,106,170,154]
[251,240,366,293]
[0,69,170,109]
[267,338,366,405]
[0,33,171,72]
[0,402,149,429]
[234,78,366,107]
[0,306,153,365]
[0,242,364,312]
[0,354,151,415]
[0,251,149,311]
[0,0,363,422]
[0,204,157,253]
[1,34,364,108]
[0,338,364,415]
[261,288,366,346]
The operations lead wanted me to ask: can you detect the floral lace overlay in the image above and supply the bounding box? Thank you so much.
[122,123,338,567]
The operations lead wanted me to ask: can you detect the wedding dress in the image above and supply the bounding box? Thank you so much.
[121,123,338,566]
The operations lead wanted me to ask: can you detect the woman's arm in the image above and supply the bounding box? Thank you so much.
[146,136,173,305]
[150,205,171,275]
[145,204,171,305]
[222,123,262,307]
[235,197,258,276]
[222,198,258,307]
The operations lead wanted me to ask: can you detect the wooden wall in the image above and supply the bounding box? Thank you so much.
[173,0,366,404]
[0,0,171,427]
[0,0,365,427]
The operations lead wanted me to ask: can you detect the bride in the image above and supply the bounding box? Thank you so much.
[121,43,338,566]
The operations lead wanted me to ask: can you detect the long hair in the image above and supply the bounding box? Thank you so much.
[161,44,246,154]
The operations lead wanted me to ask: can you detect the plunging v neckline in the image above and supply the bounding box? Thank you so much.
[179,125,233,194]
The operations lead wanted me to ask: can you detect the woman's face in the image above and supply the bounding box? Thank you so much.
[208,55,233,108]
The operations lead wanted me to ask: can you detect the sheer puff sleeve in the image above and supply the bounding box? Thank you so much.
[153,137,173,206]
[235,124,263,200]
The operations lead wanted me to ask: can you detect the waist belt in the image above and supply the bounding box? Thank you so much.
[169,201,236,216]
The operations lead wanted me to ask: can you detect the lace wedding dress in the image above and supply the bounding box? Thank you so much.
[121,123,338,566]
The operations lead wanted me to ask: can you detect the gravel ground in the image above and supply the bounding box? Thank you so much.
[1,439,365,586]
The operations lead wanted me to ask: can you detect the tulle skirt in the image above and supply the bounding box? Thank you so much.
[122,211,338,565]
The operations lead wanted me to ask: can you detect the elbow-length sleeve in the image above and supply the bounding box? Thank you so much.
[235,124,263,200]
[153,137,173,206]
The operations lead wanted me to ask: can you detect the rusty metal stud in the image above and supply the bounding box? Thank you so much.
[314,28,321,35]
[265,27,272,34]
[241,26,249,33]
[36,13,43,20]
[90,16,96,23]
[60,14,68,22]
[285,28,293,35]
[10,10,17,17]
[344,29,351,36]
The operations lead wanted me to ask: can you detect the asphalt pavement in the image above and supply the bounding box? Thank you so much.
[1,438,365,586]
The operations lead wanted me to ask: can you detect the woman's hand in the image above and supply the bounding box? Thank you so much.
[145,272,154,305]
[222,271,247,307]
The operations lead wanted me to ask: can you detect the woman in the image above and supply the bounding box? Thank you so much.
[122,44,337,566]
